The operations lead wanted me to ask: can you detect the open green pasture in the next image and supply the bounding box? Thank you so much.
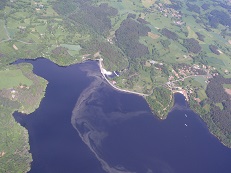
[0,69,32,89]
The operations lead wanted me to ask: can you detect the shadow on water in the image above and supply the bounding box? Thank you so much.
[14,58,231,173]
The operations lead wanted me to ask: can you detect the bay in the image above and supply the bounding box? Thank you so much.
[14,58,231,173]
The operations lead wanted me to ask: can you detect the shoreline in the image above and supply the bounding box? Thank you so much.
[16,57,231,149]
[97,58,148,97]
[172,90,189,101]
[97,58,176,120]
[97,59,231,149]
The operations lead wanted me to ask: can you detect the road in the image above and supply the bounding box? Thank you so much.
[1,23,36,45]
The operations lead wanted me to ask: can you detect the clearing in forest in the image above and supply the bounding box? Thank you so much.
[142,0,156,8]
[148,32,159,39]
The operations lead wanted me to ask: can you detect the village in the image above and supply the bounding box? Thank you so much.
[97,53,216,104]
[166,63,214,101]
[153,2,184,26]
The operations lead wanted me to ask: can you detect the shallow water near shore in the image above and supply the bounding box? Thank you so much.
[14,58,231,173]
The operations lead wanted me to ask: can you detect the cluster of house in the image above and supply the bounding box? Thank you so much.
[155,3,184,25]
[34,2,44,11]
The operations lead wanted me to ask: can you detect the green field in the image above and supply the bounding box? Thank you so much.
[0,63,47,172]
[223,84,231,89]
[0,69,32,89]
[0,19,8,41]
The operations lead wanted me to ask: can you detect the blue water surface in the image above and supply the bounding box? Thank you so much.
[14,58,231,173]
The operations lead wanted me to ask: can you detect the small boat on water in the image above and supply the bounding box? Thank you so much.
[185,114,187,117]
[185,124,188,126]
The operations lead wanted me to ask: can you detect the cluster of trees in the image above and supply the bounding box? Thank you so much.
[0,96,20,109]
[69,3,117,35]
[205,76,231,139]
[160,39,171,48]
[190,74,231,146]
[211,104,231,136]
[161,28,178,41]
[208,10,231,28]
[209,45,220,55]
[206,75,231,103]
[52,0,78,15]
[220,28,231,39]
[52,46,68,56]
[168,4,181,10]
[0,0,7,10]
[52,0,130,68]
[217,2,231,12]
[0,53,5,58]
[51,46,75,63]
[183,38,201,54]
[166,1,182,10]
[0,63,48,172]
[80,39,128,71]
[201,3,210,10]
[208,15,219,28]
[137,18,149,25]
[10,0,33,11]
[147,87,172,118]
[127,13,136,19]
[186,3,201,14]
[115,18,150,58]
[53,0,117,36]
[195,32,205,42]
[53,0,95,15]
[0,102,32,173]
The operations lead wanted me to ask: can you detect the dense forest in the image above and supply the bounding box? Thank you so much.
[70,4,117,35]
[0,0,7,10]
[53,0,117,35]
[161,28,179,41]
[205,76,231,140]
[115,18,151,58]
[209,10,231,28]
[183,38,201,54]
[52,0,129,70]
[201,3,210,10]
[80,39,128,71]
[186,3,201,14]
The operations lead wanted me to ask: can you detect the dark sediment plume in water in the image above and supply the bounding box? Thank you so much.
[71,63,149,173]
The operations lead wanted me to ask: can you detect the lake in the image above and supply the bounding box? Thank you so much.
[14,58,231,173]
